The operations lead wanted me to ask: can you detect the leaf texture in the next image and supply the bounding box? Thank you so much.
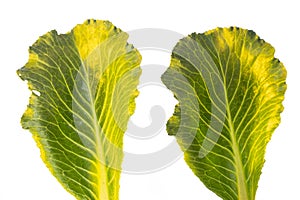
[17,19,141,200]
[161,27,286,200]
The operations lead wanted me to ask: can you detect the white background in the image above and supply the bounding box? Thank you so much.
[1,0,300,199]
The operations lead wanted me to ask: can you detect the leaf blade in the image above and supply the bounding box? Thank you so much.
[161,27,286,200]
[18,19,141,200]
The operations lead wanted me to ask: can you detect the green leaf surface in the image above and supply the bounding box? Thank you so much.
[161,27,286,200]
[17,19,141,200]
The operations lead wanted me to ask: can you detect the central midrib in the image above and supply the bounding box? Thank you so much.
[224,87,248,200]
[83,61,110,200]
[214,41,249,199]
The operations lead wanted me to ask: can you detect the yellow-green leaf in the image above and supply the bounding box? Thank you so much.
[161,27,286,200]
[17,19,141,200]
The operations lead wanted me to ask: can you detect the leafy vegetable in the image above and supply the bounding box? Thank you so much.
[161,27,286,200]
[17,19,141,200]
